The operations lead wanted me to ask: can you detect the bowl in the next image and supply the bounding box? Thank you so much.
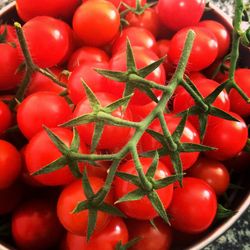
[0,1,249,250]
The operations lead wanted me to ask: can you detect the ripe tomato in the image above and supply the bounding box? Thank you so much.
[156,0,206,31]
[112,27,157,55]
[203,112,248,161]
[17,91,72,139]
[21,16,73,68]
[73,92,133,151]
[0,43,23,90]
[188,157,230,195]
[169,26,218,72]
[62,217,128,250]
[228,68,250,117]
[168,177,217,234]
[25,128,88,186]
[0,140,21,189]
[126,218,172,250]
[68,61,109,104]
[0,100,12,135]
[67,47,109,71]
[0,24,16,42]
[108,47,166,105]
[125,8,161,37]
[57,177,113,235]
[12,199,64,250]
[16,0,81,21]
[140,114,200,172]
[73,0,120,47]
[198,20,230,59]
[114,158,173,220]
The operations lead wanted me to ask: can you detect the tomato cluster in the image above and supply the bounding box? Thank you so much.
[0,0,249,249]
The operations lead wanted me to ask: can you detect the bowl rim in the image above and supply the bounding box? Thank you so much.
[0,1,249,250]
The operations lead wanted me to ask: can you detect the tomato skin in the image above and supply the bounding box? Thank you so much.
[114,158,173,220]
[62,217,128,250]
[73,92,133,151]
[108,47,166,105]
[67,47,109,71]
[57,177,113,236]
[0,100,12,135]
[0,24,16,42]
[16,0,81,21]
[12,199,64,250]
[168,177,217,234]
[112,27,157,55]
[140,114,200,172]
[228,69,250,117]
[0,43,23,91]
[169,27,218,72]
[187,157,230,195]
[73,0,120,47]
[198,20,230,59]
[157,0,205,31]
[126,218,172,250]
[17,91,72,139]
[125,8,161,37]
[203,112,248,161]
[21,16,72,68]
[25,128,87,186]
[68,61,109,104]
[0,140,21,189]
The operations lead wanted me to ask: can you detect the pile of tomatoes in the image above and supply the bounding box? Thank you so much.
[0,0,249,249]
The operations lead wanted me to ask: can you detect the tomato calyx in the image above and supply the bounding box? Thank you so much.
[216,204,236,220]
[115,237,140,250]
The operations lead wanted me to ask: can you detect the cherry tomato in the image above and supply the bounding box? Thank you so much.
[168,177,217,234]
[228,69,250,117]
[67,46,109,71]
[203,112,248,161]
[126,218,172,250]
[0,140,21,189]
[25,128,87,186]
[125,8,161,37]
[114,158,173,220]
[0,24,16,42]
[108,47,166,105]
[224,151,250,173]
[140,114,200,172]
[188,157,230,195]
[12,199,64,250]
[157,0,206,31]
[62,217,128,250]
[17,91,72,139]
[57,177,113,235]
[16,0,81,21]
[198,20,230,59]
[0,100,12,135]
[169,26,218,72]
[68,61,109,104]
[73,0,120,47]
[73,92,133,151]
[112,27,157,55]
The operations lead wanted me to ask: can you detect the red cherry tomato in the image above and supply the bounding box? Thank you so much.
[203,112,248,161]
[0,100,12,135]
[0,140,21,189]
[73,0,120,47]
[157,0,206,31]
[188,157,230,195]
[108,47,166,105]
[114,158,173,220]
[140,114,200,172]
[126,218,172,250]
[25,128,88,186]
[73,92,133,151]
[62,217,128,250]
[168,177,217,234]
[169,26,218,72]
[17,91,72,139]
[0,24,16,42]
[57,177,113,235]
[12,199,64,250]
